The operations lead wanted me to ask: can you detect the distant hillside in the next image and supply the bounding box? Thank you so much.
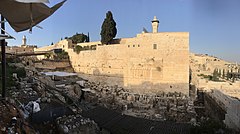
[190,53,236,75]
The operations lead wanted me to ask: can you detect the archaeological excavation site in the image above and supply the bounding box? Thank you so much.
[1,1,240,134]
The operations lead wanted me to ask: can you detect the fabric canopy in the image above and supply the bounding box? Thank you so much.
[15,0,49,3]
[0,0,66,32]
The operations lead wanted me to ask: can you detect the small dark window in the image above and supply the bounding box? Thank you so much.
[156,67,161,72]
[128,45,130,47]
[170,86,172,88]
[138,44,140,47]
[133,45,135,47]
[153,44,157,49]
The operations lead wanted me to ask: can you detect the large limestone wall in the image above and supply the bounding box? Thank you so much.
[209,90,240,131]
[65,32,189,95]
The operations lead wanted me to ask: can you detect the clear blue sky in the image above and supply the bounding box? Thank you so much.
[6,0,240,62]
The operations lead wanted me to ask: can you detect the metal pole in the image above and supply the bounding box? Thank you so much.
[1,15,6,98]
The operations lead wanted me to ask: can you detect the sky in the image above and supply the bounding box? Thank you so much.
[5,0,240,62]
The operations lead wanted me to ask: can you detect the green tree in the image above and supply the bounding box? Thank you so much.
[218,69,221,77]
[44,53,51,59]
[212,68,218,81]
[54,50,69,60]
[100,11,117,45]
[69,33,88,44]
[232,74,235,83]
[86,32,90,42]
[222,69,225,79]
[74,45,83,54]
[226,70,230,80]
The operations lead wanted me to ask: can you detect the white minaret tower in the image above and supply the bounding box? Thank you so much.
[151,16,159,33]
[22,35,27,46]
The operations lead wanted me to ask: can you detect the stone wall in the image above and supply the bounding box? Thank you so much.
[34,60,72,70]
[65,32,189,95]
[208,89,240,131]
[5,46,35,54]
[35,32,189,95]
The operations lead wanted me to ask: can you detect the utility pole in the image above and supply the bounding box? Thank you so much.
[1,15,6,98]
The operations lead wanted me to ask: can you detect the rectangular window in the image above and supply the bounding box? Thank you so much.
[133,45,135,47]
[153,44,157,49]
[138,44,140,47]
[128,45,130,47]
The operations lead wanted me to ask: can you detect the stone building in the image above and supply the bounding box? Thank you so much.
[37,16,190,95]
[5,36,36,54]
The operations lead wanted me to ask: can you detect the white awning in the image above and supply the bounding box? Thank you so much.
[0,0,66,32]
[42,71,77,77]
[15,0,50,3]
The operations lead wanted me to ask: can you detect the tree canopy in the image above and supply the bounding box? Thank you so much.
[69,33,89,44]
[100,11,117,45]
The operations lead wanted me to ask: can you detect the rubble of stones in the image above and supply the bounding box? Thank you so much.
[81,81,196,122]
[50,77,196,122]
[8,76,53,104]
[9,77,39,103]
[8,67,196,124]
[56,114,100,134]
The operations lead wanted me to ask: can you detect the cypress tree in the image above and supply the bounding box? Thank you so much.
[232,74,235,83]
[222,69,225,79]
[86,32,90,42]
[218,69,221,77]
[226,70,230,80]
[212,68,218,81]
[100,11,117,45]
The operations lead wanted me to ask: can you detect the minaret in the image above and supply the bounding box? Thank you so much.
[151,16,159,33]
[22,35,27,46]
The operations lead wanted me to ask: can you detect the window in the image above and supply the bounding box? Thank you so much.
[153,44,157,49]
[133,45,135,47]
[156,67,161,72]
[138,44,140,47]
[128,45,130,47]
